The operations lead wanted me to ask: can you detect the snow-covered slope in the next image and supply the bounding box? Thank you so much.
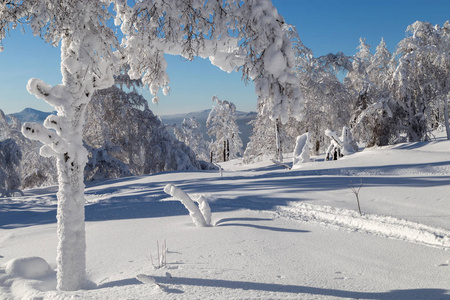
[0,138,449,299]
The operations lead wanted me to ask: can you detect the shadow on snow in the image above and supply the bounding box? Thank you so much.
[96,275,448,300]
[2,162,450,229]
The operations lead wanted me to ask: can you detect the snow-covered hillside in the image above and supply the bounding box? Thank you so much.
[0,138,449,299]
[9,108,55,125]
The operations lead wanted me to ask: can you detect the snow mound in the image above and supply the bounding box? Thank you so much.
[276,203,450,248]
[5,257,53,279]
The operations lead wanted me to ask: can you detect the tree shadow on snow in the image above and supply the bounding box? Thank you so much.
[96,277,184,294]
[4,159,450,229]
[215,217,310,233]
[152,276,448,300]
[0,201,57,229]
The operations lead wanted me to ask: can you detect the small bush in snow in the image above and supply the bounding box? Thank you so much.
[151,240,168,270]
[349,180,363,216]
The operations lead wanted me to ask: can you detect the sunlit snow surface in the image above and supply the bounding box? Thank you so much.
[1,135,449,299]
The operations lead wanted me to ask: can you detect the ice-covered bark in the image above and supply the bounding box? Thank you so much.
[20,1,118,291]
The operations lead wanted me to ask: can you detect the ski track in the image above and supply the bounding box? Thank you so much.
[275,202,450,249]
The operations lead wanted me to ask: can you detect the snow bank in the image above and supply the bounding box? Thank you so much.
[2,257,56,300]
[277,203,450,248]
[5,257,53,279]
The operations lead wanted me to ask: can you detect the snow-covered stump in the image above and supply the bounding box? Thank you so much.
[164,184,211,227]
[341,126,358,155]
[292,132,311,168]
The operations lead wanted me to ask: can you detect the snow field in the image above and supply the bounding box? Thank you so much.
[0,138,449,298]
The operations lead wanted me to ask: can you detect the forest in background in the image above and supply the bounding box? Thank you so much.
[1,20,450,193]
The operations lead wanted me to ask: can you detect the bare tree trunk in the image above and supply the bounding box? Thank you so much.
[226,139,230,161]
[223,140,226,162]
[275,119,283,161]
[444,97,450,140]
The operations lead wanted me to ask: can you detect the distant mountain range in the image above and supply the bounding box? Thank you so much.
[10,108,55,124]
[9,108,256,147]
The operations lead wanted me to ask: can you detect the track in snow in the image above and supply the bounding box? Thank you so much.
[275,202,450,249]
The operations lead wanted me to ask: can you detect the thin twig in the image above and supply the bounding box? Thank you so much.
[349,180,363,216]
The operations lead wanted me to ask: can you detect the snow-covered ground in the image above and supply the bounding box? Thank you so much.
[1,138,449,299]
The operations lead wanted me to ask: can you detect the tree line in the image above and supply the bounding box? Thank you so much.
[244,21,450,163]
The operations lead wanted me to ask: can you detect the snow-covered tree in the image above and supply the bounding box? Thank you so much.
[393,21,450,141]
[1,0,302,290]
[345,38,373,123]
[207,96,243,162]
[341,126,358,155]
[350,38,399,147]
[0,138,21,193]
[297,50,352,154]
[174,117,210,162]
[84,84,202,177]
[0,109,57,191]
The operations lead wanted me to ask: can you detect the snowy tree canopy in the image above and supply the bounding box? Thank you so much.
[393,21,450,141]
[84,84,204,178]
[0,109,57,191]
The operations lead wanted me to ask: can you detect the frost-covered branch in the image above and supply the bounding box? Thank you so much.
[164,184,211,227]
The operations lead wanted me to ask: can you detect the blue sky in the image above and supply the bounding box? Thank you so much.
[0,0,449,115]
